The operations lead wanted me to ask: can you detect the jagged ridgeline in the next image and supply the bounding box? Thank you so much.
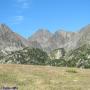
[0,23,90,68]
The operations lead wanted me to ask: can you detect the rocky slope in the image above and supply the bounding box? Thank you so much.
[28,25,90,53]
[0,23,30,57]
[46,30,79,51]
[77,24,90,47]
[0,24,29,51]
[49,48,65,60]
[0,47,49,64]
[1,23,90,54]
[0,23,90,68]
[28,29,53,51]
[65,44,90,68]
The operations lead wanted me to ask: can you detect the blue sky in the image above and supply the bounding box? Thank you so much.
[0,0,90,37]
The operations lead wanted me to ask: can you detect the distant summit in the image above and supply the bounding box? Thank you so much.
[1,23,90,67]
[28,29,53,49]
[0,23,90,53]
[28,24,90,52]
[0,24,28,51]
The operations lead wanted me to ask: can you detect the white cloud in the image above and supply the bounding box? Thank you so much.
[12,16,24,24]
[17,0,30,9]
[11,0,30,24]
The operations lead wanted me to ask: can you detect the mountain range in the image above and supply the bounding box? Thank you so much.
[0,23,90,67]
[0,23,90,53]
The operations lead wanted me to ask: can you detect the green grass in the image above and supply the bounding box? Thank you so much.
[0,64,90,90]
[66,68,78,73]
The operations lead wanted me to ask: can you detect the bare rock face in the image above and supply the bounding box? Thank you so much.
[29,40,42,49]
[47,30,79,51]
[28,29,53,48]
[28,29,79,52]
[77,25,90,46]
[1,23,90,64]
[0,24,29,52]
[1,23,90,54]
[49,48,65,60]
[28,25,90,53]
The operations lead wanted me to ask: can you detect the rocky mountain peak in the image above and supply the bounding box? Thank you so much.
[0,23,90,53]
[30,29,53,39]
[0,23,29,51]
[28,29,53,48]
[0,24,13,33]
[79,24,90,33]
[35,28,51,34]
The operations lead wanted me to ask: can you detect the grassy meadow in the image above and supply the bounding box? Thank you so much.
[0,64,90,90]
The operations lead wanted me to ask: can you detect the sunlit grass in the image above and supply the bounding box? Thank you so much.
[0,64,90,90]
[66,68,78,73]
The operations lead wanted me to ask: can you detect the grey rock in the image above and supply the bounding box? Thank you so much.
[0,24,29,52]
[28,25,90,53]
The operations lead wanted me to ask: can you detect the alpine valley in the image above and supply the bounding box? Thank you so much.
[0,23,90,68]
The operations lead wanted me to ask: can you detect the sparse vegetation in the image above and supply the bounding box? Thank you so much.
[1,48,49,65]
[0,64,90,90]
[48,58,66,67]
[66,44,90,68]
[1,44,90,69]
[66,68,78,73]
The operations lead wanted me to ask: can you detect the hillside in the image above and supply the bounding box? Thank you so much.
[0,64,90,90]
[0,37,90,68]
[66,44,90,68]
[0,47,49,65]
[1,23,90,68]
[0,23,90,53]
[28,25,90,52]
[0,24,29,51]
